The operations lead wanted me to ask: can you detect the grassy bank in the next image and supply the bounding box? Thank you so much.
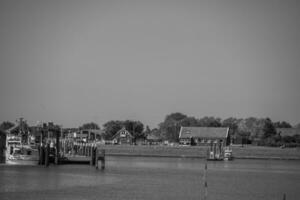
[99,145,300,160]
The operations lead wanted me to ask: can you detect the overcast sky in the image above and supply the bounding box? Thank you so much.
[0,0,299,128]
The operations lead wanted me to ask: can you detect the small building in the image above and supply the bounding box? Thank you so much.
[146,134,163,145]
[78,129,103,142]
[111,127,134,145]
[179,127,230,146]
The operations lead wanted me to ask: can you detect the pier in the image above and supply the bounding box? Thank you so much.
[38,140,106,170]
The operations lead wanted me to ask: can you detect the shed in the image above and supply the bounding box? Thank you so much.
[179,127,230,146]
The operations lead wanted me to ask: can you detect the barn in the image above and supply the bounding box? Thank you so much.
[111,127,134,145]
[179,127,230,146]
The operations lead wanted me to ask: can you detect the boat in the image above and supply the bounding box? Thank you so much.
[6,136,39,165]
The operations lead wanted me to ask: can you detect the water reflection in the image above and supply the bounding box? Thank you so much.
[1,158,300,200]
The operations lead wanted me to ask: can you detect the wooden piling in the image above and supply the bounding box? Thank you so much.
[283,193,286,200]
[45,143,50,167]
[95,148,99,169]
[55,132,59,165]
[95,148,105,170]
[38,144,44,165]
[90,146,96,166]
[100,149,105,170]
[203,163,208,200]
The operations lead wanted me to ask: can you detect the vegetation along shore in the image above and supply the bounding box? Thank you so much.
[100,145,300,160]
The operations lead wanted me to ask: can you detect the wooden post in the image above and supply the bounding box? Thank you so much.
[87,144,91,157]
[203,163,208,200]
[283,193,286,200]
[55,131,59,165]
[38,144,44,165]
[95,147,99,169]
[95,148,105,170]
[45,143,50,167]
[100,149,105,170]
[213,143,216,159]
[90,145,95,166]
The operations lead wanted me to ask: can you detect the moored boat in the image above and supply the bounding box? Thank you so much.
[6,136,39,165]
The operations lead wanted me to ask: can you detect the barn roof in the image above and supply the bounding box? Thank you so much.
[276,128,300,137]
[179,127,229,139]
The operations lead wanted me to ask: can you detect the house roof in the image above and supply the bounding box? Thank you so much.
[179,127,229,139]
[276,128,300,137]
[111,127,133,139]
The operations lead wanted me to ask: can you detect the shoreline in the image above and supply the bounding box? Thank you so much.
[106,153,300,160]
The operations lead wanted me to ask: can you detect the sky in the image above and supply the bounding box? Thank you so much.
[0,0,299,128]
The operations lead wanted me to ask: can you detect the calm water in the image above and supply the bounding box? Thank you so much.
[0,157,299,200]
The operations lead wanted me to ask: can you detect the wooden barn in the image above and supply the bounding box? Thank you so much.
[179,127,230,146]
[111,127,134,145]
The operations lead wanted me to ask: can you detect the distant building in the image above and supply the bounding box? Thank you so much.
[146,129,163,145]
[276,128,300,137]
[64,128,103,142]
[179,127,230,146]
[111,127,134,145]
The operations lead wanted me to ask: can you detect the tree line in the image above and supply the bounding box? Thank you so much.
[1,113,300,146]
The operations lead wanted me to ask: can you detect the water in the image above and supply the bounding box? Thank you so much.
[0,157,299,200]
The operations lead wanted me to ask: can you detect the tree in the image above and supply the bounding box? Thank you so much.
[198,116,222,127]
[79,122,100,130]
[222,118,242,142]
[273,121,292,128]
[158,112,188,142]
[123,120,144,139]
[165,112,187,122]
[180,117,199,127]
[0,121,15,131]
[263,118,277,139]
[144,125,151,136]
[102,120,123,139]
[237,117,264,141]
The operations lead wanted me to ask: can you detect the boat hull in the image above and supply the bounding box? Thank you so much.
[6,159,39,165]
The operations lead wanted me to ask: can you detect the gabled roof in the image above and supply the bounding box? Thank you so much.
[276,128,300,137]
[111,127,133,139]
[179,127,229,139]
